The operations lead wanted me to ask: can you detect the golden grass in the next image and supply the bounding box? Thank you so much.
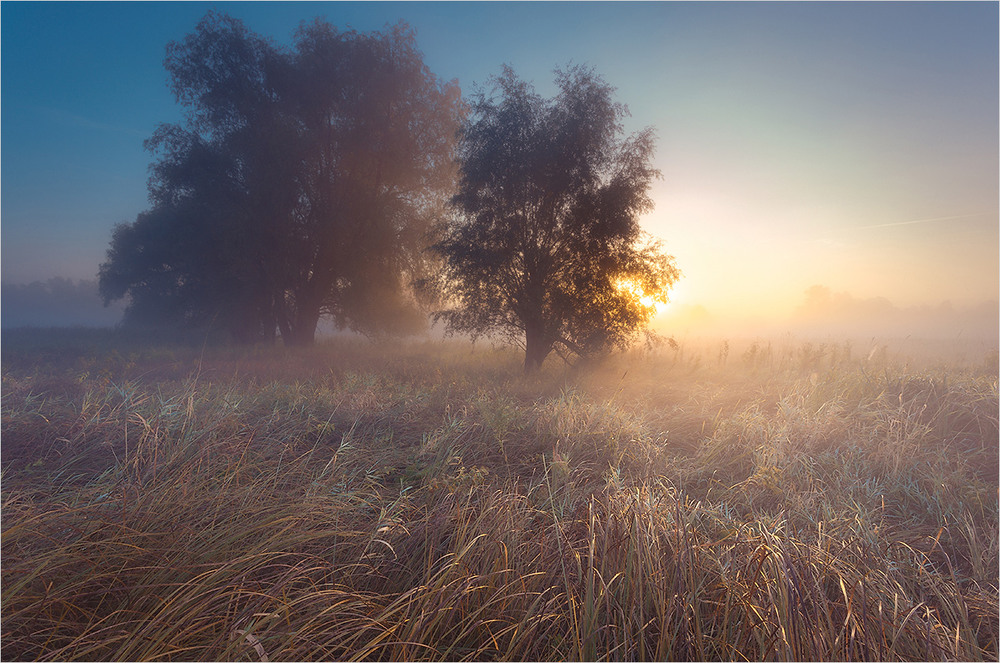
[2,330,997,660]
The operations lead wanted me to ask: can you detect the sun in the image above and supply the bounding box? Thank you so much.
[616,278,667,314]
[658,280,685,313]
[616,277,687,318]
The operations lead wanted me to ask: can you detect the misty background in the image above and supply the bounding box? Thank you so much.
[2,279,124,328]
[4,277,996,344]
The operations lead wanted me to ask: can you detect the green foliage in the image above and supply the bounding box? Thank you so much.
[431,65,680,372]
[2,333,997,660]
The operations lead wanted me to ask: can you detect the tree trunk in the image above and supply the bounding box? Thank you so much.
[283,297,321,347]
[275,294,292,343]
[523,321,550,374]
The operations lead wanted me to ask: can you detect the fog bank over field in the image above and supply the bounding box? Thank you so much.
[1,279,125,328]
[2,277,996,345]
[657,285,998,342]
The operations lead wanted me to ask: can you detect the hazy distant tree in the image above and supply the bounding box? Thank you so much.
[100,12,462,344]
[431,66,679,372]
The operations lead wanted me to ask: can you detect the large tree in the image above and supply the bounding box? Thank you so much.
[431,66,680,372]
[100,12,462,344]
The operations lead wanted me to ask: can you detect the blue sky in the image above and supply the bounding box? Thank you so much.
[2,1,997,323]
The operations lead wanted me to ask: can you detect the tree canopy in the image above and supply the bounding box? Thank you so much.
[99,12,462,344]
[430,66,679,372]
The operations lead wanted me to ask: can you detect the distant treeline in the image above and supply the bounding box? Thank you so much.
[791,285,999,339]
[658,286,999,341]
[1,278,124,328]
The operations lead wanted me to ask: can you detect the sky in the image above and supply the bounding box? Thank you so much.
[2,1,997,329]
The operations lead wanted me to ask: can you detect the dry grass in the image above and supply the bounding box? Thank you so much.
[2,329,997,660]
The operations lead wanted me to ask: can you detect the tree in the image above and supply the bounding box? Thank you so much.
[431,66,680,372]
[100,12,462,345]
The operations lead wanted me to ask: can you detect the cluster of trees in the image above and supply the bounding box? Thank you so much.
[100,12,678,371]
[100,13,461,346]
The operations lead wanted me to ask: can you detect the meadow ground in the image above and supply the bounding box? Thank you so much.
[2,329,997,661]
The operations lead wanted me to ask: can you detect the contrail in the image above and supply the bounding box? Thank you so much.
[859,213,987,230]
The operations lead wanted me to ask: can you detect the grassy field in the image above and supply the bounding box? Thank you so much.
[2,328,997,661]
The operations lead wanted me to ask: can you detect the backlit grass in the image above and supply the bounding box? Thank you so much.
[2,330,997,660]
